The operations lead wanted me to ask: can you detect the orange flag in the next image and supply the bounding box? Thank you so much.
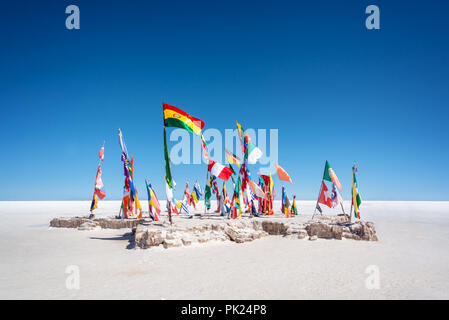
[275,164,292,183]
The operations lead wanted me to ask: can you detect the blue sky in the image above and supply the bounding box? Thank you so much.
[1,0,448,201]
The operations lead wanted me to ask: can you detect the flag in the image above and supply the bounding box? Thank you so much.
[163,102,205,135]
[331,183,343,208]
[163,127,173,189]
[284,194,291,217]
[118,128,129,160]
[208,160,233,181]
[318,181,333,208]
[236,121,263,164]
[323,160,342,191]
[98,142,104,161]
[225,149,241,167]
[165,179,173,202]
[146,180,161,215]
[316,203,322,214]
[192,182,203,203]
[248,179,265,198]
[204,173,212,210]
[245,140,263,164]
[90,194,98,212]
[200,133,209,159]
[176,200,190,214]
[234,176,242,219]
[352,169,362,219]
[291,198,298,215]
[94,164,106,200]
[275,164,292,183]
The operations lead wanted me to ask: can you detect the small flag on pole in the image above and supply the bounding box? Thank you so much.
[275,164,292,183]
[98,142,105,161]
[208,160,234,181]
[318,181,333,208]
[225,149,241,167]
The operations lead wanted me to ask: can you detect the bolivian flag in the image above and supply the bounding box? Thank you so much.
[163,102,205,135]
[352,172,362,219]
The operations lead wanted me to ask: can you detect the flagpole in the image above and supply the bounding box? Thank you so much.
[312,161,327,219]
[349,172,354,223]
[312,182,322,220]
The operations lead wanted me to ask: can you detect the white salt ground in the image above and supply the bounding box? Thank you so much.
[0,200,448,299]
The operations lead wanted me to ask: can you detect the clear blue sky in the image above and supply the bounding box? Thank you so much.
[1,0,448,201]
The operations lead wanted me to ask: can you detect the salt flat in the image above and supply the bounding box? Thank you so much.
[0,200,448,299]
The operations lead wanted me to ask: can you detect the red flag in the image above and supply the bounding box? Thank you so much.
[94,164,106,200]
[318,181,332,208]
[98,143,104,161]
[208,160,233,181]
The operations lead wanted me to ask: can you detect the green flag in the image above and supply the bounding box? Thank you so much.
[352,172,362,218]
[205,184,211,209]
[164,127,173,188]
[323,160,332,182]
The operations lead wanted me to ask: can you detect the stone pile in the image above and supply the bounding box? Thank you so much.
[49,215,378,248]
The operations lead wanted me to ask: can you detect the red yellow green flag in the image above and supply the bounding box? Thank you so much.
[163,102,204,135]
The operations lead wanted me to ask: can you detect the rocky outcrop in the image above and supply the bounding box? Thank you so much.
[305,221,377,241]
[51,214,378,248]
[134,220,269,249]
[50,217,144,229]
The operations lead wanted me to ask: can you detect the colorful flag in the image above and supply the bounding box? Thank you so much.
[163,102,205,136]
[291,197,298,215]
[318,181,333,208]
[98,142,104,161]
[204,173,212,210]
[225,149,241,167]
[248,179,265,198]
[208,160,233,181]
[146,180,161,215]
[331,182,343,208]
[90,194,98,212]
[352,165,362,219]
[236,176,243,219]
[200,133,209,159]
[236,121,263,164]
[275,164,292,183]
[94,164,106,200]
[323,160,342,190]
[284,194,291,217]
[176,200,190,214]
[191,182,203,203]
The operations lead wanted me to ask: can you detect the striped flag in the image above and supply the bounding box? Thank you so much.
[225,149,241,167]
[208,160,233,181]
[352,164,362,219]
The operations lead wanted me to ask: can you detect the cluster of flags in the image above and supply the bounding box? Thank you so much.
[315,160,362,219]
[118,128,142,219]
[88,102,362,222]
